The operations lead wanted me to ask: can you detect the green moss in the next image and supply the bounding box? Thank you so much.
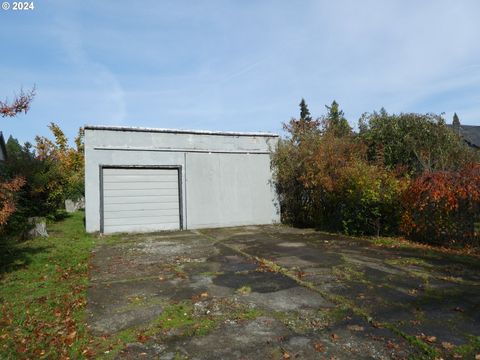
[332,264,366,282]
[149,302,216,337]
[385,257,432,268]
[453,335,480,358]
[370,237,408,247]
[415,287,464,305]
[233,307,263,321]
[382,323,438,360]
[236,285,252,295]
[322,306,350,323]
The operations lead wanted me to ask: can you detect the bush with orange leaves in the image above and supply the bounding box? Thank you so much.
[401,164,480,246]
[0,177,26,227]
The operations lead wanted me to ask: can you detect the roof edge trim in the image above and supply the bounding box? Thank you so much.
[84,125,279,137]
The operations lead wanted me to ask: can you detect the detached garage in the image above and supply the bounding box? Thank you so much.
[84,126,280,234]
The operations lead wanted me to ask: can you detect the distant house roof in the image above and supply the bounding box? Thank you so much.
[451,125,480,149]
[0,131,6,162]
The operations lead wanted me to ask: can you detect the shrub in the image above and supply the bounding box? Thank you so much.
[359,110,478,174]
[0,176,25,227]
[2,124,84,238]
[401,164,480,246]
[302,133,407,236]
[336,161,408,236]
[272,118,320,227]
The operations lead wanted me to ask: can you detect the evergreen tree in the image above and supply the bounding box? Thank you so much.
[283,99,319,144]
[299,98,312,121]
[452,112,461,130]
[324,100,351,137]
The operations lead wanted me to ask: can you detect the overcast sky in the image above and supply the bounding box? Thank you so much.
[1,0,480,143]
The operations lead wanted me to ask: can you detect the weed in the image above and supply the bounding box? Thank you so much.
[236,285,252,295]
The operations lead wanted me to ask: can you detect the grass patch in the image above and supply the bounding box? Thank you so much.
[385,257,433,268]
[0,212,99,359]
[0,212,133,359]
[453,335,480,358]
[370,237,410,248]
[332,263,366,282]
[149,301,217,337]
[382,323,438,360]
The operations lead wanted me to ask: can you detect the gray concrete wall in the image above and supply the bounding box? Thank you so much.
[85,127,280,233]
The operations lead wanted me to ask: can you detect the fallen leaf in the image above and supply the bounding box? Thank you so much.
[386,341,398,349]
[425,336,436,344]
[36,296,48,304]
[313,341,325,352]
[295,270,306,279]
[200,292,209,298]
[331,333,339,342]
[441,342,454,350]
[416,333,436,344]
[137,332,150,343]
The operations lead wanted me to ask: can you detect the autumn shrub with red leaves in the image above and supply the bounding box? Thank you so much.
[401,164,480,246]
[0,176,25,228]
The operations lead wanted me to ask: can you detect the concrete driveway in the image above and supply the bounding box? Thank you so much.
[87,226,480,359]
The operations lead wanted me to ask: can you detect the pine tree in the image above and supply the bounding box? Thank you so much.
[452,112,460,130]
[324,100,351,137]
[299,98,312,121]
[283,99,319,144]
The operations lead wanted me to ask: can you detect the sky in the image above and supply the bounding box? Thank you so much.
[1,0,480,144]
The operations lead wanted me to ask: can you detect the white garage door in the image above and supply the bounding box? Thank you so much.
[102,168,181,233]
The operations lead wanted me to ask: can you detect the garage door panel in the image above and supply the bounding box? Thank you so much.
[103,223,180,233]
[104,208,179,219]
[102,168,180,233]
[103,169,176,176]
[104,214,179,226]
[104,202,179,212]
[104,188,179,197]
[103,181,178,190]
[104,175,179,183]
[104,195,178,204]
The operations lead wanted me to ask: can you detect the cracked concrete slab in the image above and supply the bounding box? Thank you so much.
[87,225,480,359]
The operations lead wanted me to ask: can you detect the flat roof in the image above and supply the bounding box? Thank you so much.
[84,125,279,138]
